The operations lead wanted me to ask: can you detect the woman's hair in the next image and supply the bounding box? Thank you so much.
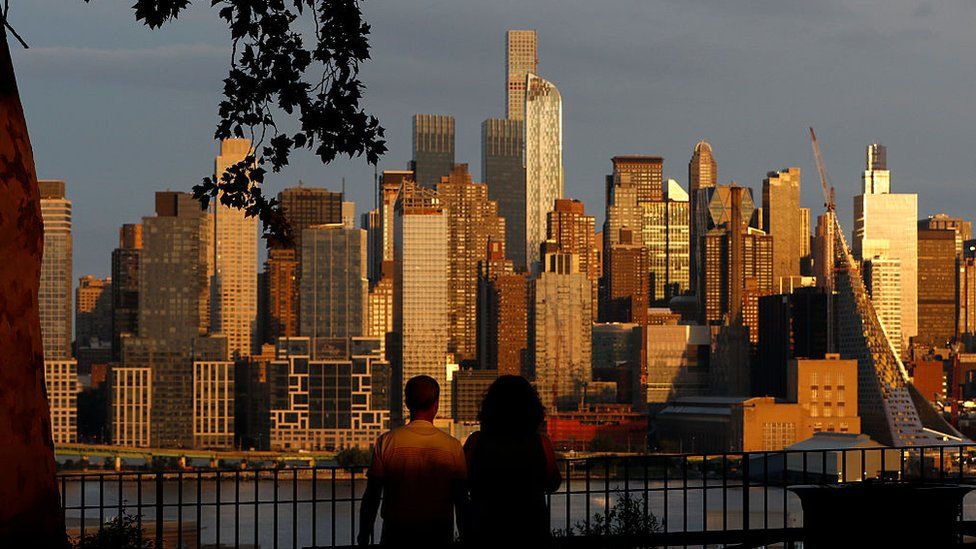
[478,375,545,437]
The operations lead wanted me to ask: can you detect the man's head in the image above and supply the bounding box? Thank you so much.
[405,375,440,420]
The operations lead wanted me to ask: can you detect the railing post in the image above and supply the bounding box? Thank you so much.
[155,473,164,548]
[742,453,750,533]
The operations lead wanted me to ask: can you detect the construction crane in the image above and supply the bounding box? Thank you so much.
[808,127,835,213]
[808,127,836,353]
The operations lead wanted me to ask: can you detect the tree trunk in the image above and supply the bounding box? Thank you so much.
[0,28,69,548]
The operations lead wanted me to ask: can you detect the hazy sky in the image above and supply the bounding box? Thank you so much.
[9,0,976,279]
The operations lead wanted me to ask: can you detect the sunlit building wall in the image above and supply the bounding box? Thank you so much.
[506,29,538,120]
[524,73,563,270]
[39,180,72,360]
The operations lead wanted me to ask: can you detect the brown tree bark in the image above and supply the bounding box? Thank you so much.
[0,27,69,548]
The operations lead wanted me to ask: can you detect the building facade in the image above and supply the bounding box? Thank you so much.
[762,168,802,285]
[411,114,455,189]
[863,256,903,358]
[111,224,142,360]
[645,324,710,404]
[44,359,79,444]
[39,179,72,360]
[482,118,526,270]
[478,241,529,376]
[641,198,690,303]
[299,224,368,341]
[110,366,152,447]
[193,360,235,449]
[688,141,717,290]
[916,227,957,348]
[505,29,538,120]
[548,199,600,309]
[524,73,563,270]
[612,156,664,204]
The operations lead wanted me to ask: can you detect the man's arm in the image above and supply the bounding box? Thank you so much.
[357,477,383,546]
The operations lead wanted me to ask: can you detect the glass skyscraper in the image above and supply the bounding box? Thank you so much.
[524,73,563,270]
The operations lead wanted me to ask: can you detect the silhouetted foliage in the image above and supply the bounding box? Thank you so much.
[555,492,663,548]
[97,0,387,244]
[73,509,153,549]
[335,445,372,469]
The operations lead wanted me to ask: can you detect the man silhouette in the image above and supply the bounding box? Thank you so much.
[358,375,467,546]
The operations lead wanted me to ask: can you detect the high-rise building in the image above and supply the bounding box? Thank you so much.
[916,228,957,348]
[602,169,643,311]
[505,29,538,120]
[612,156,664,204]
[641,195,690,303]
[76,275,112,349]
[482,118,526,269]
[411,114,455,189]
[109,366,151,447]
[524,73,563,270]
[263,247,298,343]
[921,213,972,259]
[762,167,802,285]
[278,186,343,251]
[269,337,389,450]
[367,261,394,355]
[799,207,811,260]
[111,224,142,361]
[693,184,758,300]
[548,199,599,310]
[757,287,830,398]
[437,164,506,362]
[393,181,450,421]
[212,138,259,357]
[604,228,649,324]
[960,257,976,337]
[39,180,72,360]
[44,359,79,444]
[813,212,836,292]
[532,251,592,411]
[645,324,710,404]
[863,256,903,358]
[700,185,773,342]
[300,224,367,340]
[688,141,717,290]
[853,144,917,351]
[478,240,529,376]
[192,360,235,449]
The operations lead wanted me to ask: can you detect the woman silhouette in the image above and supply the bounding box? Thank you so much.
[463,375,562,547]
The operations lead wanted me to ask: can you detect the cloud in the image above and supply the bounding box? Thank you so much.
[12,43,228,92]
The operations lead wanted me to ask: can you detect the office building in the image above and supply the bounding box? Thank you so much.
[109,366,152,447]
[922,213,972,259]
[787,355,862,436]
[688,141,717,288]
[412,114,455,189]
[757,287,831,398]
[438,164,506,362]
[612,155,664,204]
[393,181,450,420]
[269,337,389,450]
[853,144,917,351]
[916,228,957,348]
[813,212,836,291]
[656,396,810,453]
[800,207,811,261]
[641,195,690,303]
[506,29,538,120]
[453,369,498,423]
[524,73,563,269]
[863,256,903,357]
[367,261,394,355]
[193,360,235,449]
[212,139,259,357]
[591,323,640,403]
[603,228,649,324]
[961,258,976,337]
[111,224,142,360]
[532,251,592,411]
[262,247,298,343]
[482,118,526,269]
[478,240,529,376]
[44,359,78,444]
[300,224,367,340]
[39,180,72,359]
[278,186,343,252]
[645,324,710,404]
[762,168,802,285]
[548,198,600,309]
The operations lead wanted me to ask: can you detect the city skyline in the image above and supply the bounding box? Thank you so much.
[11,1,976,280]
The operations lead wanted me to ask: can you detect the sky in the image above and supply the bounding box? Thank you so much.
[8,0,976,279]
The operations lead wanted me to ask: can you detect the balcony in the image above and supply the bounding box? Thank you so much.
[59,443,976,547]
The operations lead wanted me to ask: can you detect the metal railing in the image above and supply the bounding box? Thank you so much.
[58,443,976,548]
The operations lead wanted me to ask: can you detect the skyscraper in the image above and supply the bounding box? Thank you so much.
[505,29,538,120]
[916,227,956,348]
[960,257,976,337]
[478,240,529,376]
[799,207,811,261]
[853,144,917,352]
[411,114,455,189]
[367,261,394,355]
[111,224,142,361]
[278,186,343,251]
[263,247,298,343]
[212,138,258,357]
[547,198,599,310]
[300,224,368,341]
[813,212,835,292]
[688,141,717,290]
[437,164,506,363]
[763,168,802,285]
[44,359,78,444]
[863,256,903,357]
[393,181,449,421]
[641,192,690,303]
[612,155,664,204]
[524,73,563,270]
[604,228,649,324]
[39,180,72,360]
[532,251,592,411]
[76,275,112,349]
[757,287,830,398]
[482,118,526,269]
[921,213,972,259]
